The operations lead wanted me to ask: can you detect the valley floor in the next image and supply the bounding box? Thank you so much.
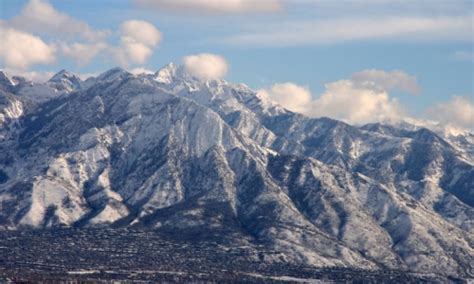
[0,228,447,283]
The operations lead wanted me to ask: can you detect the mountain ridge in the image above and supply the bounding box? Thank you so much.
[0,65,472,278]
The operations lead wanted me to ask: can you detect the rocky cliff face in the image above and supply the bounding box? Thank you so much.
[0,66,472,277]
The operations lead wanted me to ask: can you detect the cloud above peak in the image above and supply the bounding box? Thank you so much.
[258,83,311,114]
[182,53,228,80]
[134,0,282,14]
[0,25,56,69]
[310,80,402,125]
[60,42,107,66]
[259,69,472,130]
[259,69,417,125]
[260,80,402,125]
[426,96,474,130]
[116,20,163,66]
[351,69,420,95]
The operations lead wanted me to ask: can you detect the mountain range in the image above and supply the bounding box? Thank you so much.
[0,65,472,279]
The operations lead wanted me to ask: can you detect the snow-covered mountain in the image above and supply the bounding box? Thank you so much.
[46,69,83,93]
[0,65,472,278]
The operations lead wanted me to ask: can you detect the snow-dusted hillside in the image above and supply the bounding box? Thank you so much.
[0,66,472,278]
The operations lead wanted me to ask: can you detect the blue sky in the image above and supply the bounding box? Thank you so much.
[0,0,473,128]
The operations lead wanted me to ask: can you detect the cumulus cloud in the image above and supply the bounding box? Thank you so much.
[1,0,109,69]
[350,69,420,95]
[1,1,163,70]
[116,20,162,66]
[259,70,411,124]
[59,19,163,67]
[182,53,228,80]
[61,42,107,66]
[225,14,473,46]
[309,80,402,124]
[0,25,56,69]
[9,0,108,41]
[259,71,472,129]
[134,0,282,14]
[426,96,474,130]
[258,83,311,113]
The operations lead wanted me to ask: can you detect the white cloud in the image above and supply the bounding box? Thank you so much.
[61,42,107,66]
[350,69,420,95]
[225,14,473,46]
[134,0,282,14]
[259,70,472,129]
[259,70,410,124]
[120,20,162,47]
[258,83,311,113]
[0,25,56,69]
[182,53,228,80]
[2,1,163,70]
[116,20,162,66]
[59,19,163,67]
[426,96,474,130]
[9,0,108,41]
[309,80,402,125]
[1,0,112,70]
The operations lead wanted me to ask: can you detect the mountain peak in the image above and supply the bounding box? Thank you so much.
[0,71,29,93]
[97,67,130,82]
[0,71,14,86]
[47,69,82,92]
[154,62,184,84]
[153,62,226,85]
[49,69,81,82]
